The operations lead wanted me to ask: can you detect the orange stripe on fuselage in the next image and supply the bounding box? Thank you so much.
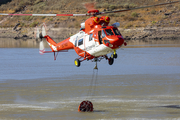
[45,35,74,51]
[74,46,94,60]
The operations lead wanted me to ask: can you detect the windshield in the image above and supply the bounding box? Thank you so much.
[113,29,121,35]
[102,30,106,38]
[105,29,114,36]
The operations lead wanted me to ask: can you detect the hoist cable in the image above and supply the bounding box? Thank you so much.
[86,68,98,99]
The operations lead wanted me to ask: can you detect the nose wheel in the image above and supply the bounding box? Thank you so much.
[111,53,117,59]
[108,49,118,65]
[111,49,118,59]
[108,57,114,65]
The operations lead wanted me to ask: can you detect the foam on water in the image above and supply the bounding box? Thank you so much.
[0,104,53,111]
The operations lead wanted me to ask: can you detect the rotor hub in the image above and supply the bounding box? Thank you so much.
[87,9,99,15]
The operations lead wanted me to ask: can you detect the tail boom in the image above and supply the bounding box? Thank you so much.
[44,35,74,52]
[57,38,74,51]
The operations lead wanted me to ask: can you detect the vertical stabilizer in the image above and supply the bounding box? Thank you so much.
[44,35,58,52]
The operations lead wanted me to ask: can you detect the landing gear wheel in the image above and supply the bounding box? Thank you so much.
[113,54,117,59]
[74,59,80,67]
[78,100,93,112]
[111,54,117,59]
[108,57,114,65]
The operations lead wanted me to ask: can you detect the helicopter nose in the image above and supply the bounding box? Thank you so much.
[111,36,124,49]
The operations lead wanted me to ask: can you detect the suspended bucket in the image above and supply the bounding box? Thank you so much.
[78,100,93,112]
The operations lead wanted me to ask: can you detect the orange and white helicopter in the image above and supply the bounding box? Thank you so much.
[1,1,179,68]
[39,15,124,67]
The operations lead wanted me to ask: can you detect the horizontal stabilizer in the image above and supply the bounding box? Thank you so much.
[42,50,68,53]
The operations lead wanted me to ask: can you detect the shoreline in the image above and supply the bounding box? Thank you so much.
[0,38,179,48]
[0,27,180,41]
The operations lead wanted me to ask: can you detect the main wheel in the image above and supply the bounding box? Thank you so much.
[108,57,114,65]
[74,59,81,67]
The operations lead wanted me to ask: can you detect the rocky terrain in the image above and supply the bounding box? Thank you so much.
[121,27,180,40]
[0,0,180,41]
[0,26,180,41]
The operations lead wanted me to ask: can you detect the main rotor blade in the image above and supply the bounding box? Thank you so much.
[0,13,90,17]
[0,1,179,17]
[97,1,180,15]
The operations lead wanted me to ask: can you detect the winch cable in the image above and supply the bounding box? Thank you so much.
[86,69,94,98]
[86,68,98,99]
[78,64,98,112]
[92,69,98,97]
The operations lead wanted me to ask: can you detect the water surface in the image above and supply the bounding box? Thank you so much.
[0,39,180,119]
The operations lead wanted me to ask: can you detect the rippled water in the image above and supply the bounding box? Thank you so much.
[0,41,180,119]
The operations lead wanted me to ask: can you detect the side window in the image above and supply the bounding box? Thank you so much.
[102,30,106,38]
[75,40,77,47]
[89,34,93,41]
[78,38,83,46]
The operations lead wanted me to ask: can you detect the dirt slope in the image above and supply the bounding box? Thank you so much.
[0,0,180,29]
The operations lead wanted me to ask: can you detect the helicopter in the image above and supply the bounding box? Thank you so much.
[0,1,179,68]
[39,15,124,68]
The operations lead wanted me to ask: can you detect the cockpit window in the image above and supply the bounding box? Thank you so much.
[105,29,114,35]
[113,29,121,35]
[102,30,106,38]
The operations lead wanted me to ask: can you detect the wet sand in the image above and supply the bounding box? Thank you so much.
[0,74,180,120]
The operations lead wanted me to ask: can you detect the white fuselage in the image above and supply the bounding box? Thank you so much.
[69,31,114,57]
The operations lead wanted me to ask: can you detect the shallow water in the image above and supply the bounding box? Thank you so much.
[0,43,180,119]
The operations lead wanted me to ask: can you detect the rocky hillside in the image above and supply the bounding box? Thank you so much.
[0,0,180,29]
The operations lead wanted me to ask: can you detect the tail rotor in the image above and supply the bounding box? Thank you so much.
[34,23,48,40]
[35,23,48,54]
[39,40,45,55]
[42,23,48,38]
